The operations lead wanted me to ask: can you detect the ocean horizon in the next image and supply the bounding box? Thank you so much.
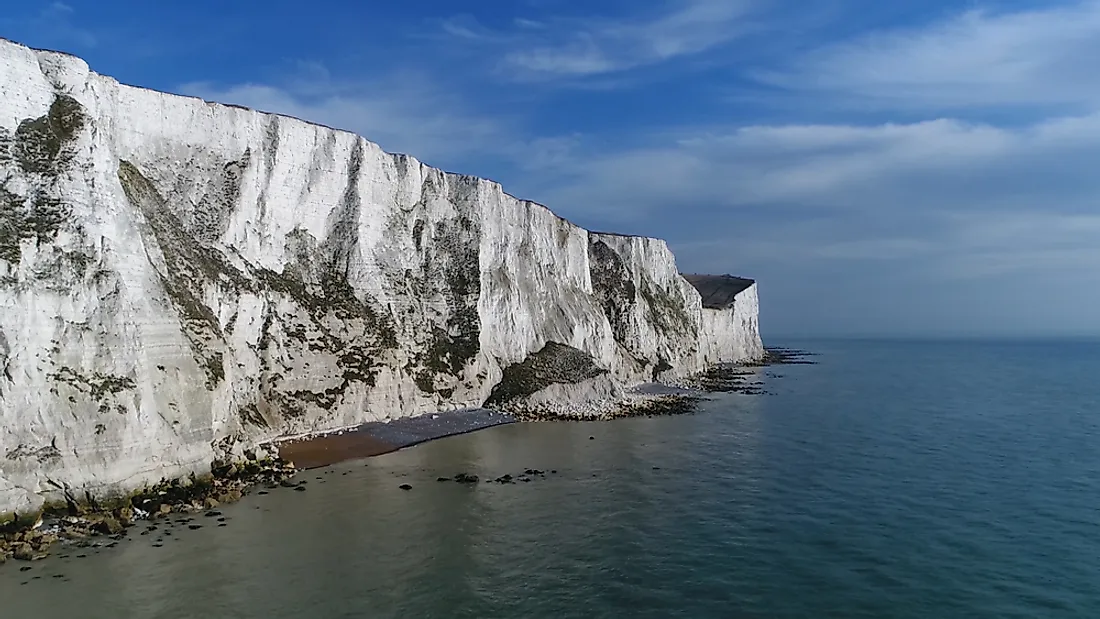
[3,337,1098,618]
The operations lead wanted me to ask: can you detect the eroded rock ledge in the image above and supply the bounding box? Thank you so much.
[0,37,763,519]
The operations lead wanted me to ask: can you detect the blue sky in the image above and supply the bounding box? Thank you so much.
[5,0,1100,338]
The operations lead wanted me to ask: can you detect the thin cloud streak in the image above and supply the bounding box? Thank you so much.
[527,111,1100,218]
[443,0,757,79]
[0,2,98,49]
[756,0,1100,110]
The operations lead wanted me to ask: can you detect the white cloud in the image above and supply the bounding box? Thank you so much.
[530,110,1100,216]
[939,211,1100,276]
[444,0,755,79]
[513,18,547,30]
[759,0,1100,109]
[508,109,1100,295]
[439,17,503,42]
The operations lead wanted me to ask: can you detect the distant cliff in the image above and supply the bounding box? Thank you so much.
[0,38,763,518]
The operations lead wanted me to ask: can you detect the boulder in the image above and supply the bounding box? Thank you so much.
[62,525,88,539]
[116,506,135,526]
[31,533,57,550]
[92,516,123,535]
[11,542,36,561]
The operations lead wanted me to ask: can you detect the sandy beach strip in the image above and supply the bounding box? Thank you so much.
[275,408,516,469]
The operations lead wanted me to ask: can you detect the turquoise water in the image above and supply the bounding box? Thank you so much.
[3,339,1099,618]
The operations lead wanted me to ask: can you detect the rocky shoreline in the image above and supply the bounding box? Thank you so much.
[1,455,297,565]
[671,347,817,395]
[505,393,704,422]
[503,347,817,418]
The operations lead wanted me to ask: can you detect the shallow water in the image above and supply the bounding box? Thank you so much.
[3,338,1100,618]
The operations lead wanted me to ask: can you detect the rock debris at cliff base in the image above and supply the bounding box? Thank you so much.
[673,348,816,394]
[0,454,296,563]
[746,348,818,366]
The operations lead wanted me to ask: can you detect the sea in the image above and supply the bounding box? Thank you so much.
[2,338,1099,618]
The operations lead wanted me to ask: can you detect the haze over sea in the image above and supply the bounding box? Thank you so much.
[2,338,1098,618]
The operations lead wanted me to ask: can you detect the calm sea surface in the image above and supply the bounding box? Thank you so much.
[3,339,1100,618]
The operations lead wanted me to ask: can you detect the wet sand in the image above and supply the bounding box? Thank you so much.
[276,431,399,469]
[276,408,515,469]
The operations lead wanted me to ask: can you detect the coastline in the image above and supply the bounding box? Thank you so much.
[1,348,814,566]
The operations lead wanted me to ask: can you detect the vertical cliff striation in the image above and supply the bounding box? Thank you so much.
[0,38,763,517]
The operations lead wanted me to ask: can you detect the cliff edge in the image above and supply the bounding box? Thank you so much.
[0,38,763,518]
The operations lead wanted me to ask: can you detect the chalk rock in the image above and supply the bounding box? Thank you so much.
[0,38,763,515]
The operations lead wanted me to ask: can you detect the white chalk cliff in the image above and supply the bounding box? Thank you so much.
[0,38,763,517]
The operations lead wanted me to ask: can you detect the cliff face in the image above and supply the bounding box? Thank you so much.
[0,39,763,517]
[684,275,763,365]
